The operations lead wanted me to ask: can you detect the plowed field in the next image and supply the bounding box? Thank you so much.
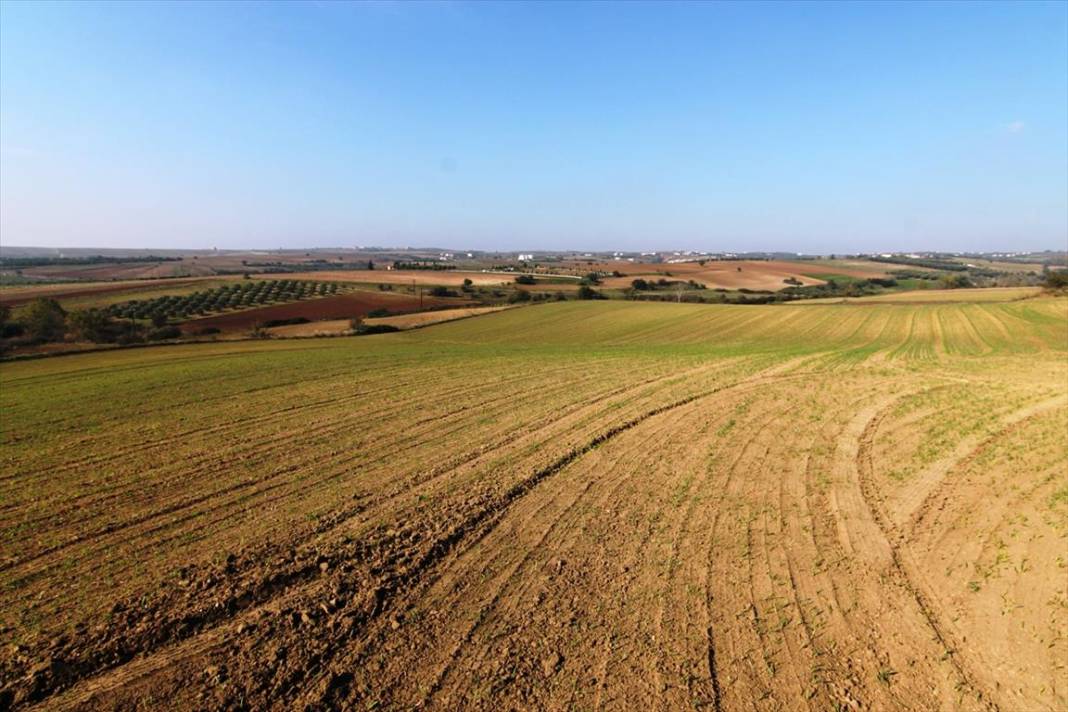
[1,296,1065,710]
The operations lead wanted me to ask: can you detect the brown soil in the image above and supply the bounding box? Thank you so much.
[0,319,1063,710]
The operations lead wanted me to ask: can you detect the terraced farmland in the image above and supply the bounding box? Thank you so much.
[1,296,1065,710]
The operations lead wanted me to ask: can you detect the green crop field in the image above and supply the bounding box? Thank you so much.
[1,296,1066,711]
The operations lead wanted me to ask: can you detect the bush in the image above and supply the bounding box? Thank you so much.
[260,317,310,328]
[354,323,400,335]
[194,327,221,336]
[148,325,182,340]
[366,308,391,318]
[631,278,650,290]
[514,274,536,285]
[428,286,455,297]
[1,322,25,338]
[577,285,604,300]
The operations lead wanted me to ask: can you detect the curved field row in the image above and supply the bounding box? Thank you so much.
[0,298,1064,709]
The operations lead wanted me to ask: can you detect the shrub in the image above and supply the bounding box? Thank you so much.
[514,274,536,285]
[577,285,604,300]
[366,308,391,318]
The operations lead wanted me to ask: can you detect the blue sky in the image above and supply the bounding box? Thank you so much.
[1,1,1065,253]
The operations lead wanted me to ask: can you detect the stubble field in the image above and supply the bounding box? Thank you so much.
[1,295,1065,710]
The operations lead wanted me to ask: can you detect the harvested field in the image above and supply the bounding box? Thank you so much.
[582,259,881,291]
[1,297,1066,710]
[181,291,467,333]
[803,286,1043,304]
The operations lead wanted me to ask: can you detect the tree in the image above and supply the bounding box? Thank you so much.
[20,298,67,342]
[508,289,532,303]
[577,285,602,300]
[463,278,473,287]
[67,309,113,342]
[1045,269,1068,289]
[631,278,649,290]
[515,274,536,285]
[150,312,169,328]
[368,260,375,270]
[0,304,21,339]
[940,273,973,289]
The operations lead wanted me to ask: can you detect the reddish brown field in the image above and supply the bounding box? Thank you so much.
[182,292,467,333]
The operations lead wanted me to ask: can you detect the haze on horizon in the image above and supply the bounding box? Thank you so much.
[1,0,1066,255]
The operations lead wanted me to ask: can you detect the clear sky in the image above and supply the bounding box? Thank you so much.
[1,1,1066,253]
